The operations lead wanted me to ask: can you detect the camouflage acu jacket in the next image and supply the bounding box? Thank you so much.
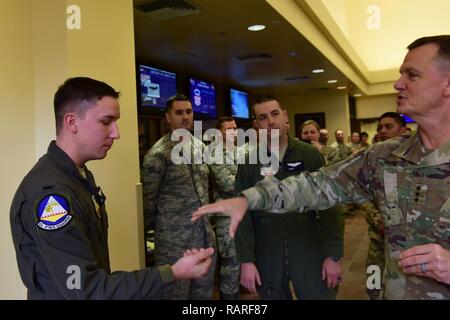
[328,141,352,164]
[243,131,450,299]
[141,132,215,261]
[209,145,246,202]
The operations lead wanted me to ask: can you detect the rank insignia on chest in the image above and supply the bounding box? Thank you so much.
[36,194,72,231]
[411,184,428,206]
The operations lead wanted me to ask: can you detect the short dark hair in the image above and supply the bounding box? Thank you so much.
[216,116,235,130]
[165,93,190,113]
[252,95,283,116]
[378,112,406,127]
[54,77,120,134]
[408,35,450,70]
[360,132,369,139]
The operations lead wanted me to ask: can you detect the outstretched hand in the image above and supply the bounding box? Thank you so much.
[191,197,248,238]
[172,247,215,280]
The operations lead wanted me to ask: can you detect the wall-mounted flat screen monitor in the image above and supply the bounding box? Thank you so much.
[189,77,217,118]
[230,88,249,119]
[139,64,177,110]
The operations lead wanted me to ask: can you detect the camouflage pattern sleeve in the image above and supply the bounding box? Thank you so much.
[242,148,374,214]
[141,149,166,229]
[208,163,236,199]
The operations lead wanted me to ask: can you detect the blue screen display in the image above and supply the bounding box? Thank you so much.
[189,78,217,118]
[401,114,415,123]
[139,65,177,110]
[230,88,249,119]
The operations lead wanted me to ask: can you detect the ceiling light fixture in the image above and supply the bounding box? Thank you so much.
[248,24,266,31]
[353,93,362,97]
[312,69,324,73]
[337,86,347,90]
[327,80,338,83]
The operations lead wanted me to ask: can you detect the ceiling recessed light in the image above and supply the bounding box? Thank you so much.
[312,69,324,74]
[337,86,347,90]
[248,24,266,31]
[353,93,362,97]
[327,80,338,83]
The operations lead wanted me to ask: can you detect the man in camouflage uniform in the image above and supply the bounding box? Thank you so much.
[328,129,353,216]
[347,132,362,153]
[365,112,409,299]
[209,116,242,299]
[327,129,352,164]
[194,35,450,299]
[141,94,216,299]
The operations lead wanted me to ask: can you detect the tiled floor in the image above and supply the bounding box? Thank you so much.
[336,210,370,300]
[214,209,371,300]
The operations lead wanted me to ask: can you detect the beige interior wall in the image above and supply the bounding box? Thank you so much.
[0,0,33,299]
[356,94,396,119]
[0,0,142,299]
[321,0,450,72]
[65,0,144,272]
[32,0,68,157]
[280,91,350,140]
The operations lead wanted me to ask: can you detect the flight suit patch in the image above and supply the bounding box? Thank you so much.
[36,194,72,231]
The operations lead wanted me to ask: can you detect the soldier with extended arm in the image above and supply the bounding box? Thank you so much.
[193,35,450,300]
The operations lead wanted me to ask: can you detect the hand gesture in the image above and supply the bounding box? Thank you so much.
[172,247,214,280]
[192,197,248,237]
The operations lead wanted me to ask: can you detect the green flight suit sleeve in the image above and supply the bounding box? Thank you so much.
[308,148,344,258]
[317,207,344,257]
[234,163,256,263]
[17,190,174,299]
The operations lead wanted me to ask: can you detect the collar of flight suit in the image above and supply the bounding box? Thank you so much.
[391,131,450,168]
[47,141,86,178]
